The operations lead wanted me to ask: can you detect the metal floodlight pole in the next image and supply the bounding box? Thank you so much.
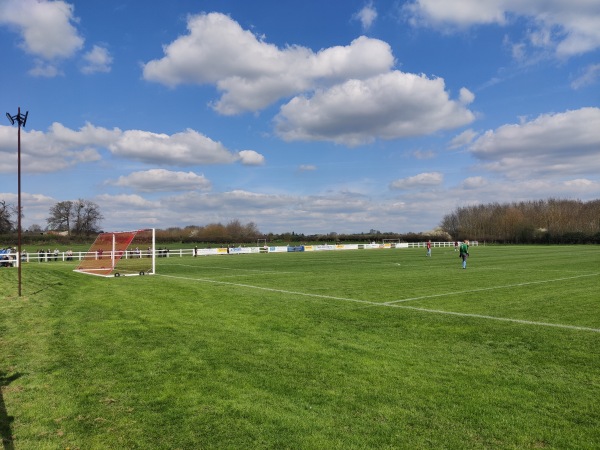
[6,107,28,297]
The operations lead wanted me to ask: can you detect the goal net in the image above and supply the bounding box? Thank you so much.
[74,229,155,277]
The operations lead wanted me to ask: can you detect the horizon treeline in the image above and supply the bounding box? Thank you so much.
[3,198,600,246]
[167,198,600,245]
[440,198,600,244]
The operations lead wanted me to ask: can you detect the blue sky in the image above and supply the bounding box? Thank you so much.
[1,0,599,235]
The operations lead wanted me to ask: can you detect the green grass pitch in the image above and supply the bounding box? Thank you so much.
[1,245,599,449]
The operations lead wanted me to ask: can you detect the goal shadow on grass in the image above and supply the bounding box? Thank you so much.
[0,371,21,450]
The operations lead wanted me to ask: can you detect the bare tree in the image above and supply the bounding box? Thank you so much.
[440,211,459,239]
[27,224,44,233]
[0,200,16,233]
[440,198,600,243]
[71,199,103,236]
[47,199,103,236]
[225,219,244,242]
[47,200,73,235]
[243,222,261,242]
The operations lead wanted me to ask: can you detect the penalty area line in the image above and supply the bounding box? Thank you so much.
[156,273,600,334]
[166,263,297,274]
[157,273,375,306]
[391,304,600,334]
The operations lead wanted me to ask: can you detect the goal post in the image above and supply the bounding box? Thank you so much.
[74,228,156,277]
[382,238,402,248]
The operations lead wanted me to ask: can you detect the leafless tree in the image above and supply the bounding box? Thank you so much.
[72,199,103,236]
[47,200,73,235]
[47,199,103,236]
[0,200,16,233]
[440,198,600,243]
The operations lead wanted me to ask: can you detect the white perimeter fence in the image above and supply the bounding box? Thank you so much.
[1,241,478,267]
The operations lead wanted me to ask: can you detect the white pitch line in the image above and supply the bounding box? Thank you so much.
[205,272,298,279]
[159,273,376,305]
[391,305,600,333]
[385,272,600,305]
[165,263,297,274]
[157,273,600,334]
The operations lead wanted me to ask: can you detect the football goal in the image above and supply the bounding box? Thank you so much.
[74,229,156,277]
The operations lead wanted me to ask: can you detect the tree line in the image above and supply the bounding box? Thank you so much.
[148,198,600,245]
[158,220,262,244]
[440,198,600,244]
[2,197,599,244]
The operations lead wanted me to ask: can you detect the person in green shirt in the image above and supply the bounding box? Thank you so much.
[459,240,469,269]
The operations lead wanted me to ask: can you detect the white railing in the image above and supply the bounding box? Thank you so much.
[0,241,478,267]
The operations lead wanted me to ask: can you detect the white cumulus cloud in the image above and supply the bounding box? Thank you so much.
[108,129,240,166]
[0,123,106,173]
[109,169,211,193]
[468,107,600,179]
[461,176,488,189]
[237,150,265,166]
[275,71,475,146]
[405,0,600,57]
[354,2,378,31]
[0,123,264,173]
[81,44,113,74]
[571,63,600,90]
[0,0,84,60]
[449,129,478,149]
[390,172,444,190]
[142,12,395,115]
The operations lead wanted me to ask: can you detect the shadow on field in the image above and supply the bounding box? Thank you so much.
[0,371,21,450]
